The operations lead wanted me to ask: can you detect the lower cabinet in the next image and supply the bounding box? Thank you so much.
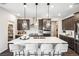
[59,35,79,55]
[59,35,74,50]
[74,41,79,54]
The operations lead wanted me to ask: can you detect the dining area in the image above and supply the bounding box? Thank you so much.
[8,35,68,56]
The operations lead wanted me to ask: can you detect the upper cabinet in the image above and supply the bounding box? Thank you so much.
[62,12,79,30]
[38,18,51,36]
[62,16,77,30]
[39,19,43,30]
[17,19,30,30]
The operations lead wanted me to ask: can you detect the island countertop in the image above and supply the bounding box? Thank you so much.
[8,35,68,44]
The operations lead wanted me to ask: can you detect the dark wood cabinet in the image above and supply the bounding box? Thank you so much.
[17,19,30,30]
[76,43,79,54]
[74,20,79,54]
[59,35,79,55]
[62,16,77,30]
[17,20,23,30]
[74,42,77,52]
[68,37,74,49]
[59,35,74,50]
[38,19,51,36]
[39,19,43,30]
[74,40,79,54]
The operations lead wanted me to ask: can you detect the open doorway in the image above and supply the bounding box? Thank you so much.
[8,24,13,41]
[51,21,58,37]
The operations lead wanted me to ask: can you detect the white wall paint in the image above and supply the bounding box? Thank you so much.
[0,7,16,53]
[58,19,63,37]
[51,18,63,37]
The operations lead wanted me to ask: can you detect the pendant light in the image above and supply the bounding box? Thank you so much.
[46,3,50,28]
[22,3,27,30]
[34,3,38,34]
[47,3,50,18]
[35,3,38,25]
[24,3,27,19]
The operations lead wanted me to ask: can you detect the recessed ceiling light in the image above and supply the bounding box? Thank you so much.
[46,14,48,16]
[69,5,73,8]
[51,5,54,8]
[24,5,26,8]
[17,13,20,16]
[58,13,61,16]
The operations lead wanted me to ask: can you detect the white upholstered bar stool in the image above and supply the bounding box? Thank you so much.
[39,44,53,56]
[53,43,68,56]
[25,43,38,56]
[9,44,25,56]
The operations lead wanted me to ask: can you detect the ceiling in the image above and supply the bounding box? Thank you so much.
[0,3,79,19]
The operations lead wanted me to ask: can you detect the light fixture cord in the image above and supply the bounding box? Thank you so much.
[24,3,26,19]
[48,4,49,18]
[36,4,37,22]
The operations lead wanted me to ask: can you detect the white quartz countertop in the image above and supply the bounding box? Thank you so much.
[8,36,68,44]
[60,33,74,38]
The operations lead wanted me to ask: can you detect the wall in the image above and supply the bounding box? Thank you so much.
[51,21,58,37]
[0,7,16,53]
[58,20,63,37]
[51,18,62,37]
[17,17,64,37]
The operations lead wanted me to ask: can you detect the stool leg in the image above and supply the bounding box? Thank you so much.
[14,52,16,56]
[41,52,44,56]
[19,52,20,56]
[49,52,51,56]
[23,50,25,56]
[35,52,38,56]
[28,52,30,56]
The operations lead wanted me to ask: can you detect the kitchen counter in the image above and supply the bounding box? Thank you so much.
[59,33,74,38]
[8,34,68,44]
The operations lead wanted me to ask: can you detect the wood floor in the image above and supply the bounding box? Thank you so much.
[0,48,78,56]
[64,48,78,56]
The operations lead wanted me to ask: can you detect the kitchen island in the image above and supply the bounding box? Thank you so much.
[8,35,68,44]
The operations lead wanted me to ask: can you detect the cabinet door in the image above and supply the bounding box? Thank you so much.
[74,42,77,52]
[59,35,66,41]
[39,19,43,30]
[62,16,76,30]
[59,35,63,39]
[76,42,79,54]
[59,35,74,50]
[68,37,74,49]
[62,20,66,30]
[26,20,30,30]
[17,19,30,30]
[17,20,23,30]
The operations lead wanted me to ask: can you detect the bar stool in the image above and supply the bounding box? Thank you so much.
[40,43,53,56]
[53,43,68,56]
[25,43,38,56]
[9,43,25,56]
